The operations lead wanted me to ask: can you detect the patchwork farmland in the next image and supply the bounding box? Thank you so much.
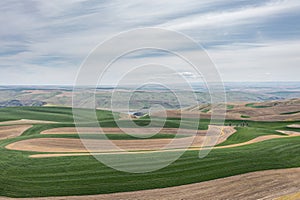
[0,100,299,199]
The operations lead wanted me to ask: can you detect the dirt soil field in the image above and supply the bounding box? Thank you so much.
[287,124,300,128]
[6,137,200,153]
[275,192,300,200]
[0,168,299,200]
[41,127,207,135]
[157,110,300,122]
[154,99,300,121]
[8,126,235,154]
[0,125,32,140]
[29,129,300,158]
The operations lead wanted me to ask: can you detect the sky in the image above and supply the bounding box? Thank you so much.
[0,0,300,85]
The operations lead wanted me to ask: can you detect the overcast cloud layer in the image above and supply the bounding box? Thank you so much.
[0,0,299,85]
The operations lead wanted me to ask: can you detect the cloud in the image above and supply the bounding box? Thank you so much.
[162,0,300,30]
[0,0,299,84]
[209,40,300,81]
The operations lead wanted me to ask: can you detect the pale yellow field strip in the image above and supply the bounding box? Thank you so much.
[29,130,300,158]
[41,127,207,135]
[0,119,58,125]
[0,125,32,140]
[287,124,300,128]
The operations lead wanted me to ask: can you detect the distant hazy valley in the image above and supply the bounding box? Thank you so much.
[1,82,300,110]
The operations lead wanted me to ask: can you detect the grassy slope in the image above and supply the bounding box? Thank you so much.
[0,106,115,123]
[0,107,299,197]
[0,137,299,197]
[241,115,251,118]
[245,103,271,108]
[218,120,300,146]
[217,127,285,146]
[227,105,234,110]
